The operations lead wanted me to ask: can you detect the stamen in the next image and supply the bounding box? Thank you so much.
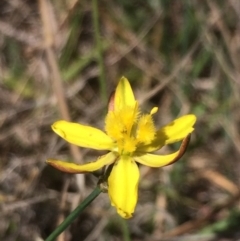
[136,114,156,144]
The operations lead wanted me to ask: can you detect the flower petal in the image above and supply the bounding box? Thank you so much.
[114,77,136,111]
[138,114,196,152]
[108,156,139,219]
[52,120,114,150]
[135,135,191,167]
[135,152,179,167]
[158,115,196,144]
[46,152,116,173]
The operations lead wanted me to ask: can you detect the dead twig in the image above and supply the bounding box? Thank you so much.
[38,0,85,240]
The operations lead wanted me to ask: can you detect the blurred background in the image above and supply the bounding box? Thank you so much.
[1,0,240,240]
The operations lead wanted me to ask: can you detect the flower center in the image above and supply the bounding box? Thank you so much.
[105,103,157,155]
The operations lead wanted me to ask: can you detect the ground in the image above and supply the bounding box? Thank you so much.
[0,0,240,241]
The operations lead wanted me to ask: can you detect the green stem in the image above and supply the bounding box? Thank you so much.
[45,186,102,241]
[119,217,131,241]
[92,0,107,104]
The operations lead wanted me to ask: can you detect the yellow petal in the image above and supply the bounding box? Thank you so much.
[108,156,139,219]
[135,152,179,167]
[46,152,116,173]
[138,114,196,152]
[52,120,114,150]
[158,115,196,144]
[114,77,136,111]
[135,135,191,167]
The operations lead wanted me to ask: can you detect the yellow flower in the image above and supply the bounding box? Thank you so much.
[47,77,196,219]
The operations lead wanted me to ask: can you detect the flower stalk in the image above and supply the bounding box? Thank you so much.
[45,187,102,241]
